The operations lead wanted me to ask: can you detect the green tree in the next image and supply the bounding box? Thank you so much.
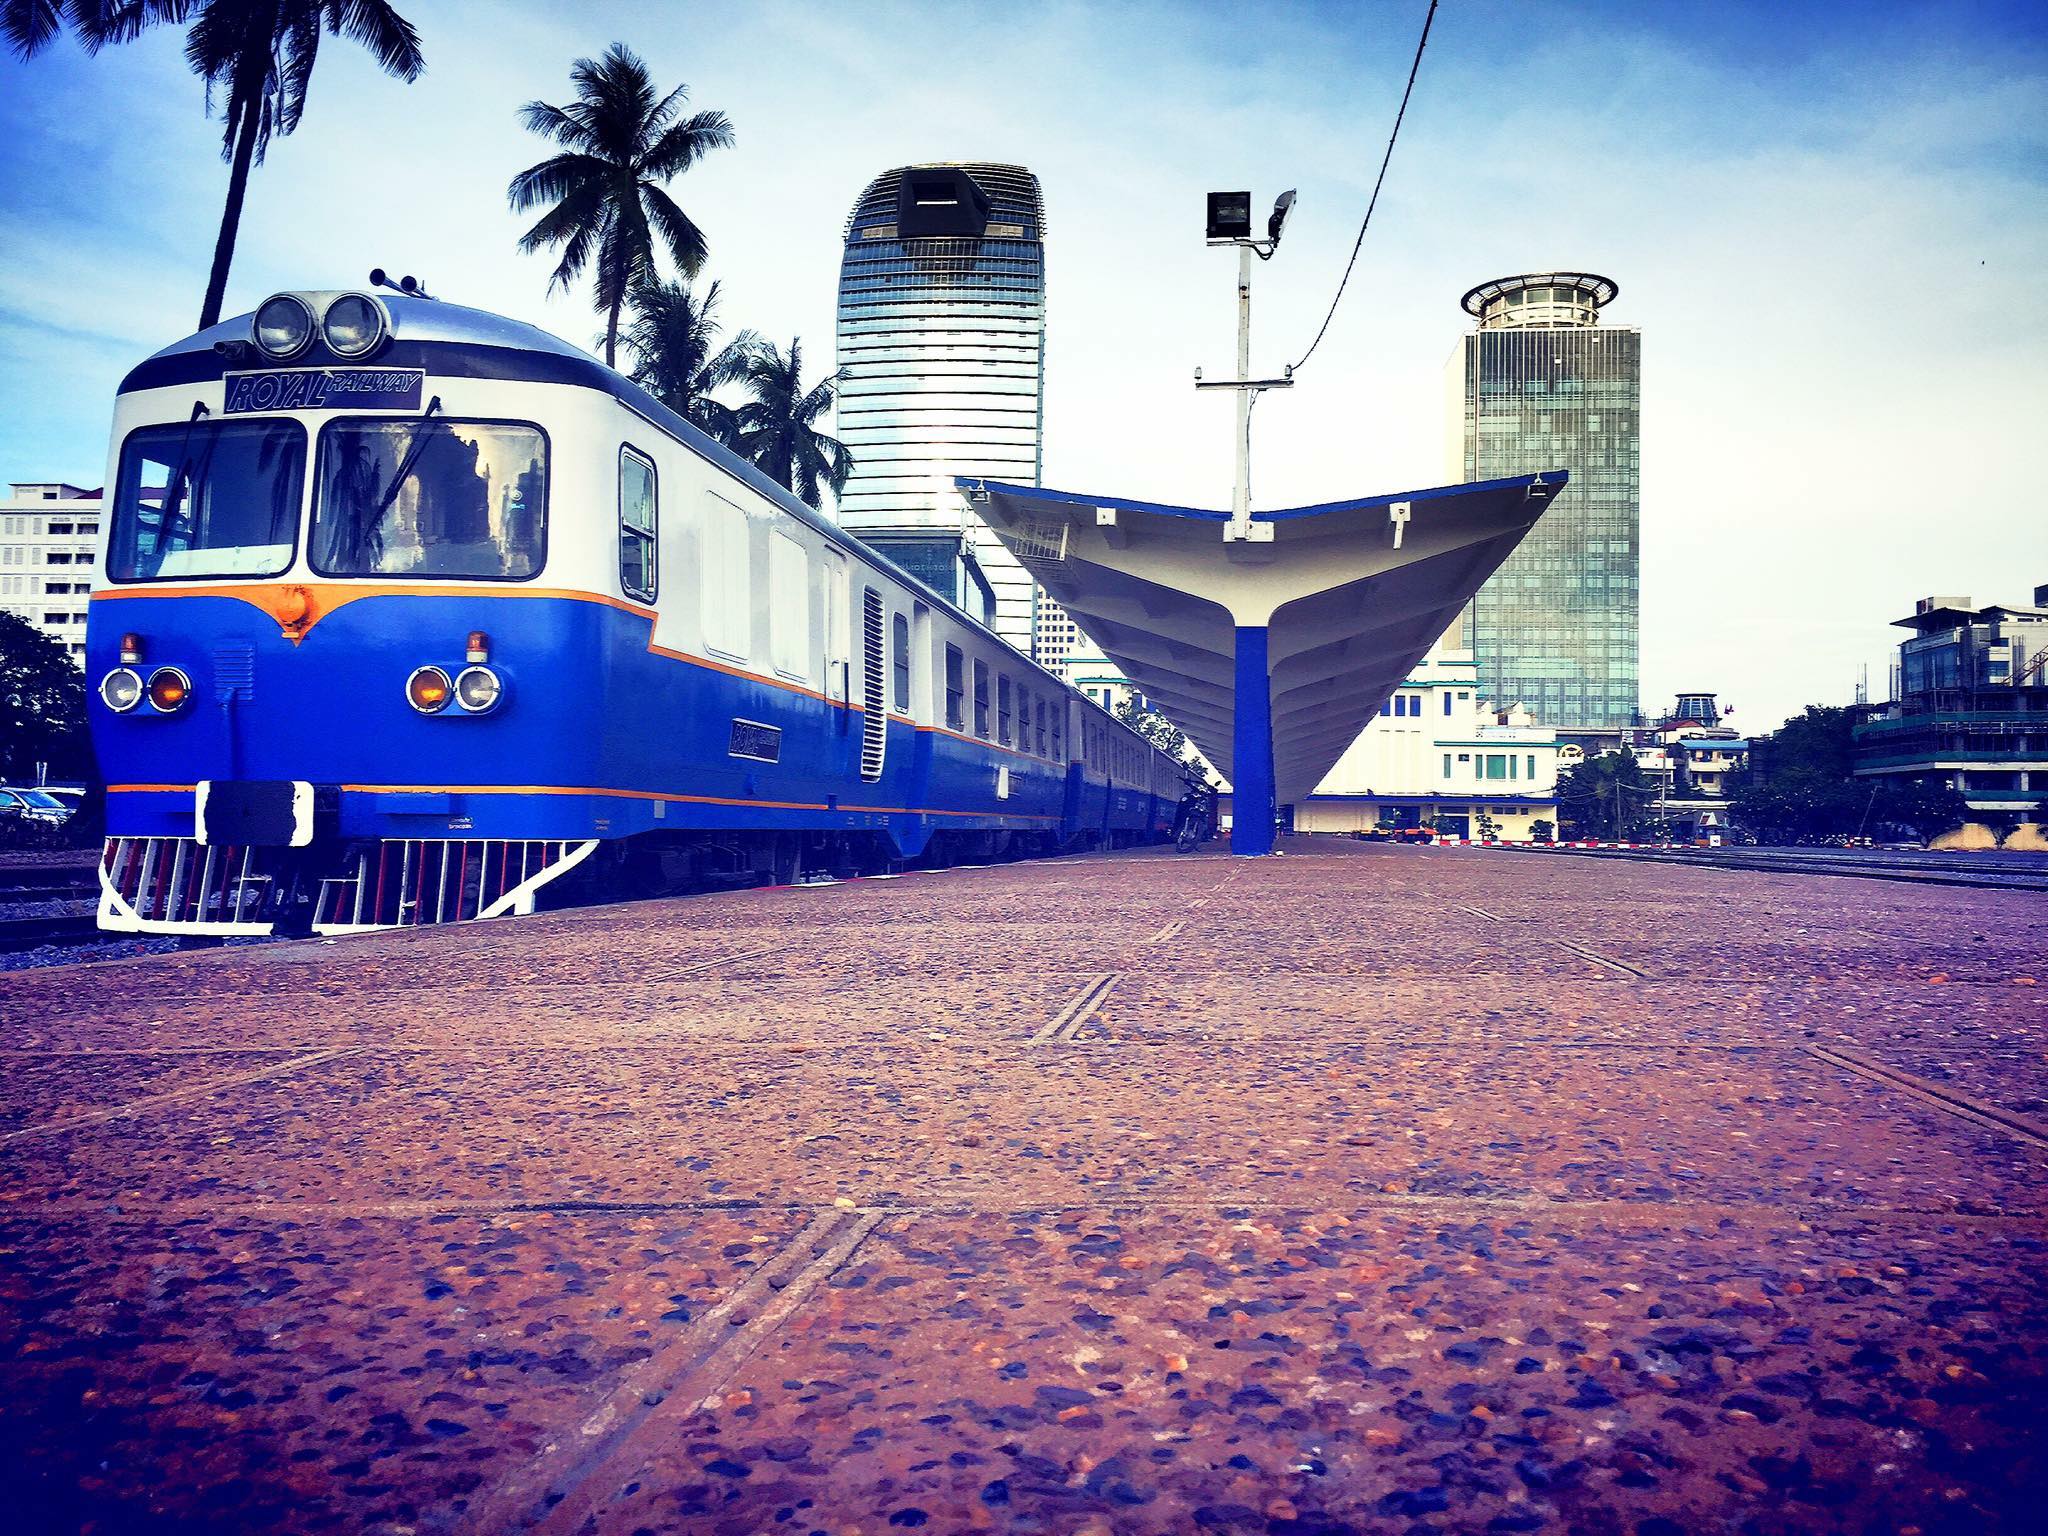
[509,43,733,367]
[1528,817,1554,843]
[0,612,89,782]
[623,275,756,446]
[1115,695,1192,762]
[1555,749,1650,841]
[1730,703,1968,845]
[4,0,426,330]
[732,337,851,510]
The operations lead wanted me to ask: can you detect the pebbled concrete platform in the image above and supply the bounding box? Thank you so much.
[1,840,2044,1535]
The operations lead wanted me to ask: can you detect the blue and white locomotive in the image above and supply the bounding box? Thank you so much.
[86,285,1183,935]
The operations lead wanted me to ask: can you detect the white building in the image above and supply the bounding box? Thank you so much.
[1294,638,1562,841]
[1,481,101,665]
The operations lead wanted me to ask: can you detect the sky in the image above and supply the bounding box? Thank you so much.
[2,0,2045,733]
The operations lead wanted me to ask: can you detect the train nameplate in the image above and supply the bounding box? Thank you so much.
[224,368,425,414]
[728,719,782,763]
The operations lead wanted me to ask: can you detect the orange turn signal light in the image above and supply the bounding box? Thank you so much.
[120,631,144,664]
[146,667,190,713]
[407,665,452,714]
[466,629,490,664]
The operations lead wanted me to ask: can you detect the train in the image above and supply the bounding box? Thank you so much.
[85,284,1189,936]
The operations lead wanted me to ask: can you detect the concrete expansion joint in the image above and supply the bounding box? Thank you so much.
[1031,972,1120,1043]
[0,1044,365,1146]
[465,1202,886,1536]
[1808,1042,2048,1149]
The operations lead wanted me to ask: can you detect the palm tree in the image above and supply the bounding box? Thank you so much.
[732,337,852,511]
[623,276,756,446]
[3,1,425,331]
[509,44,732,368]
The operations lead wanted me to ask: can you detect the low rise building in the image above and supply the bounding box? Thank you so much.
[1853,586,2048,834]
[1624,692,1747,841]
[1293,639,1561,841]
[1,481,101,665]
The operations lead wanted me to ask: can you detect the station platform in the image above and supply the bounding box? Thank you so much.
[2,839,2045,1534]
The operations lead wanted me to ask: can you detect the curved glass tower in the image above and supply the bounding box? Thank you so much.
[1447,272,1640,734]
[834,163,1046,652]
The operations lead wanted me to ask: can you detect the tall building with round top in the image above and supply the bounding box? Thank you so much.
[1447,271,1639,737]
[834,163,1046,654]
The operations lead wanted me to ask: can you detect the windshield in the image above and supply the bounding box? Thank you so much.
[311,419,546,579]
[109,419,305,580]
[18,790,64,809]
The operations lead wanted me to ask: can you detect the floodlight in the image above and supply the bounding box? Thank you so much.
[1206,191,1252,240]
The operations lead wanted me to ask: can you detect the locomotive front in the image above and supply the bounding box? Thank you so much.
[89,288,615,936]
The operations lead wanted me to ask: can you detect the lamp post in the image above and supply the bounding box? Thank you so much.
[1197,190,1296,542]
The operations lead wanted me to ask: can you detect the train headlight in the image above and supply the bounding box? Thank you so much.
[100,667,144,713]
[322,293,386,358]
[454,665,502,714]
[253,293,316,360]
[406,665,452,714]
[146,666,191,713]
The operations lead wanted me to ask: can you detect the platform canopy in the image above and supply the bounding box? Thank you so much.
[956,471,1566,850]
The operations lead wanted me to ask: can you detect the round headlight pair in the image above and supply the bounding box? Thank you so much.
[252,292,386,361]
[99,666,189,714]
[407,665,501,715]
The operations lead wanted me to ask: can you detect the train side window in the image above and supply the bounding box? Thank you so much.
[702,493,749,658]
[1051,706,1063,761]
[769,530,812,681]
[619,447,656,603]
[973,660,990,738]
[892,613,910,712]
[945,645,965,730]
[1016,685,1031,753]
[998,676,1013,745]
[1036,700,1048,756]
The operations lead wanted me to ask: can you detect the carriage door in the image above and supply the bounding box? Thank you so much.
[859,586,887,780]
[824,548,851,734]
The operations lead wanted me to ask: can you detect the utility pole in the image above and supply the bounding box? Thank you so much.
[1197,190,1296,542]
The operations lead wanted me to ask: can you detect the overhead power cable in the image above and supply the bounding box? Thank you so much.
[1290,0,1439,374]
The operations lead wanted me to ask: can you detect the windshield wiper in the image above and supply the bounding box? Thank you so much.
[345,395,443,565]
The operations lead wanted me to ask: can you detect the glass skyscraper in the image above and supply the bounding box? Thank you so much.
[1445,273,1640,732]
[834,163,1046,653]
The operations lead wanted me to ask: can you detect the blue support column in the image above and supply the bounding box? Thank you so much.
[1232,625,1276,856]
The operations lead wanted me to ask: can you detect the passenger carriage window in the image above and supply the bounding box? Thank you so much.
[618,447,656,603]
[945,645,965,730]
[312,419,545,579]
[1052,707,1063,761]
[998,676,1013,745]
[110,419,305,581]
[973,660,990,737]
[1036,700,1048,756]
[769,531,813,680]
[892,614,911,712]
[702,494,750,658]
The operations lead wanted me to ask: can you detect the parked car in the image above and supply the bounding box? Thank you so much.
[0,786,74,826]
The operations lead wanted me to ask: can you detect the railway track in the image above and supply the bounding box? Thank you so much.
[0,912,102,952]
[1527,843,2048,893]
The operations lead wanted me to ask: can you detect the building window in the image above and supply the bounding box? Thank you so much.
[892,614,911,712]
[945,645,965,729]
[1443,692,1453,716]
[1443,754,1452,778]
[618,447,656,602]
[1527,754,1537,778]
[973,659,990,737]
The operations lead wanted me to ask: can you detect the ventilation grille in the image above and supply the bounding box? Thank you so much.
[858,589,888,781]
